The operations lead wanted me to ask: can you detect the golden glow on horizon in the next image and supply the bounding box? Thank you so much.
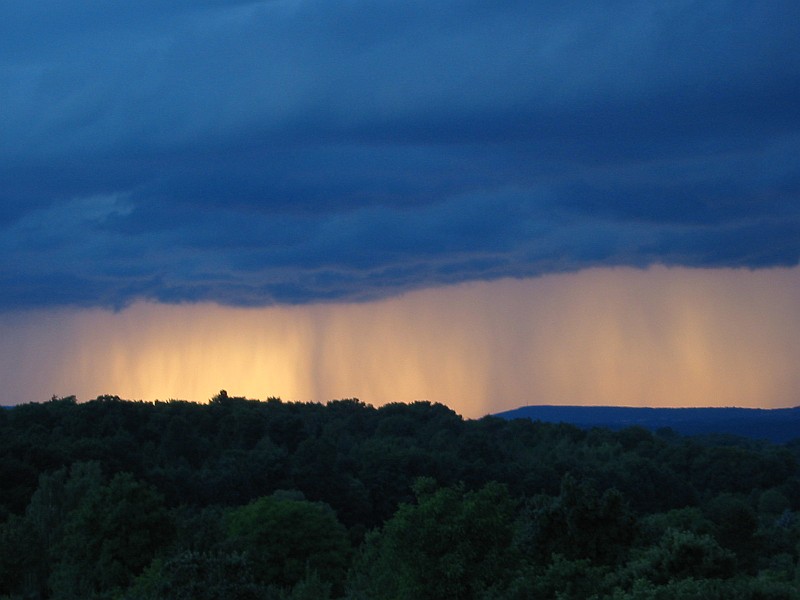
[1,266,799,418]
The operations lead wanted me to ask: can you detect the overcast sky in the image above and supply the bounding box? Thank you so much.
[2,0,799,311]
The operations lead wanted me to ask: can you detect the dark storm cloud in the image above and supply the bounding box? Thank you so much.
[1,0,799,309]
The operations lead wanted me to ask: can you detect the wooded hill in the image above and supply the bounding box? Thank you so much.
[1,393,799,599]
[496,405,800,443]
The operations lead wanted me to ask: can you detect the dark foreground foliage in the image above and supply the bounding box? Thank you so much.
[1,393,799,599]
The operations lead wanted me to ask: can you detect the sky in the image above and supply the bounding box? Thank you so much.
[1,1,799,416]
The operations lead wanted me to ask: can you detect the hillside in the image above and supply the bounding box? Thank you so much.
[495,405,800,443]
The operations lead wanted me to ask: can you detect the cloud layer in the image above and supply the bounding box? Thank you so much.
[2,1,799,309]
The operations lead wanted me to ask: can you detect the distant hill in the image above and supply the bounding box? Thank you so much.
[494,405,800,443]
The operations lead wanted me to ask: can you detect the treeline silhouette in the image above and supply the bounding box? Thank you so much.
[1,392,799,599]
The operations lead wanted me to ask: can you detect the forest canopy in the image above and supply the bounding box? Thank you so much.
[1,393,799,599]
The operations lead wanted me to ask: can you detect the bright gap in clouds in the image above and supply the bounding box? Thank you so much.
[2,266,799,418]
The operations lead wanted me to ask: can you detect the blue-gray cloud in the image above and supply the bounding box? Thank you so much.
[1,0,799,309]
